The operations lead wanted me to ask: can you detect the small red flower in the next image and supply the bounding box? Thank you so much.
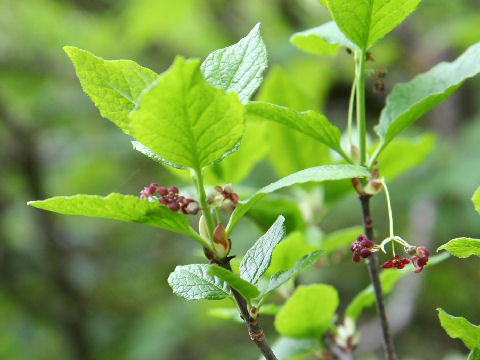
[381,255,410,269]
[350,234,375,262]
[411,246,429,273]
[208,184,239,212]
[139,183,199,215]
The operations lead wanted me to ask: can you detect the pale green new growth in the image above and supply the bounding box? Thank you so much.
[28,194,208,246]
[438,238,480,258]
[64,46,157,135]
[345,253,449,319]
[168,264,231,300]
[261,250,324,298]
[201,23,267,105]
[246,101,345,157]
[375,42,480,157]
[325,0,420,50]
[473,186,480,215]
[226,165,371,234]
[275,284,339,339]
[290,21,355,56]
[130,56,245,171]
[438,308,480,350]
[208,266,260,301]
[240,216,285,285]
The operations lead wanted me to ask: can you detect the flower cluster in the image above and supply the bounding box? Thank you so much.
[140,183,199,215]
[350,234,375,262]
[208,184,239,212]
[381,255,410,269]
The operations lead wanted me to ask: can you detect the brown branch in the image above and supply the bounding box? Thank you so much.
[217,260,278,360]
[358,194,397,360]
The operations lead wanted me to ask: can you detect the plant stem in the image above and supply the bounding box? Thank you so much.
[355,50,367,166]
[218,261,278,360]
[192,169,215,245]
[358,195,397,360]
[347,76,357,147]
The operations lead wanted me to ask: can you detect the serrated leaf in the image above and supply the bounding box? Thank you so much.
[374,134,435,180]
[438,308,480,350]
[226,165,370,234]
[437,238,480,258]
[275,284,339,339]
[473,186,480,215]
[261,251,324,298]
[325,0,420,50]
[131,141,187,169]
[27,194,207,246]
[468,349,480,360]
[375,42,480,153]
[345,253,449,319]
[246,101,344,156]
[208,265,260,301]
[130,56,245,171]
[240,216,285,285]
[201,23,267,105]
[64,46,157,135]
[168,264,231,301]
[290,21,355,56]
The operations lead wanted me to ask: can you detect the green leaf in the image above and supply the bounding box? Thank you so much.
[345,253,449,319]
[226,165,371,234]
[468,349,480,360]
[437,238,480,258]
[473,186,480,215]
[64,46,157,135]
[240,216,286,285]
[201,23,267,105]
[27,194,207,245]
[209,304,278,323]
[325,0,421,50]
[290,21,355,56]
[375,42,480,153]
[270,337,318,360]
[374,134,435,181]
[261,251,324,298]
[275,284,339,339]
[167,264,231,301]
[267,231,318,276]
[438,308,480,350]
[131,141,186,169]
[246,101,344,156]
[130,56,245,171]
[208,265,260,302]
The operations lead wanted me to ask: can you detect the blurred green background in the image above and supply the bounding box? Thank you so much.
[1,0,480,359]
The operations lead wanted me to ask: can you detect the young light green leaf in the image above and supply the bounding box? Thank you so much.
[473,186,480,215]
[275,284,339,339]
[270,337,318,360]
[373,134,435,181]
[345,253,449,319]
[132,141,187,169]
[261,250,324,298]
[130,56,245,171]
[168,264,231,301]
[240,216,285,285]
[246,101,345,157]
[290,21,355,56]
[325,0,421,50]
[438,308,480,350]
[226,165,371,235]
[375,42,480,154]
[64,46,157,135]
[201,23,267,105]
[468,348,480,360]
[208,265,260,301]
[27,194,207,247]
[437,238,480,258]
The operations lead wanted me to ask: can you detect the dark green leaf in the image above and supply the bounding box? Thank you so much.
[468,349,480,360]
